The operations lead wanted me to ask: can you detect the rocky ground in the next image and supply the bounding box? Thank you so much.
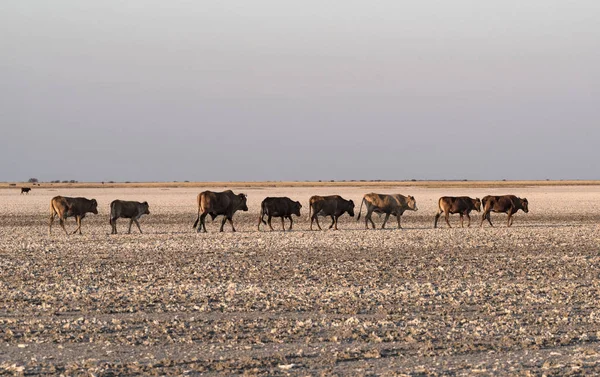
[1,185,600,375]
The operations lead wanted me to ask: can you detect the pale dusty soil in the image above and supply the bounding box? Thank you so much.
[1,185,600,376]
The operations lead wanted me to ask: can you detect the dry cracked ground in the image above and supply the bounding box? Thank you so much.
[1,185,600,376]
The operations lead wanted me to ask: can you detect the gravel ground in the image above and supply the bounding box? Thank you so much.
[1,185,600,376]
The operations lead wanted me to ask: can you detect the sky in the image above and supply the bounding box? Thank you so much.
[1,1,599,182]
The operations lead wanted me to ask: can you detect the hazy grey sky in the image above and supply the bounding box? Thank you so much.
[2,1,599,182]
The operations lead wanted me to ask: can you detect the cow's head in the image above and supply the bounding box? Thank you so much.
[238,193,249,211]
[142,201,150,215]
[407,195,418,211]
[473,198,481,212]
[520,198,529,213]
[292,201,302,216]
[90,199,98,214]
[347,200,355,217]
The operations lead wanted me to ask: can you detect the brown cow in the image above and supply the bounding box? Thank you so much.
[308,195,355,230]
[193,190,248,232]
[49,196,98,235]
[356,193,418,229]
[258,197,302,231]
[480,195,529,227]
[434,196,481,228]
[109,200,150,234]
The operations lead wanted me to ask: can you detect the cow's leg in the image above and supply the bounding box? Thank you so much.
[329,215,337,230]
[227,217,236,232]
[466,213,471,227]
[111,217,118,234]
[268,216,275,231]
[397,214,403,229]
[434,211,442,228]
[333,215,340,230]
[366,209,376,229]
[219,216,228,232]
[72,216,82,235]
[133,219,143,233]
[288,216,293,231]
[280,216,285,231]
[198,213,208,232]
[127,219,134,234]
[382,213,390,229]
[459,213,464,228]
[257,214,264,231]
[445,211,452,228]
[507,210,514,227]
[485,212,494,227]
[313,215,322,230]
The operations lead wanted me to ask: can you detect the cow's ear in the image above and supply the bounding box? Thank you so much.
[143,201,148,205]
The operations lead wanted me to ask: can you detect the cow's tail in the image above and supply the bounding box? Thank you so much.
[260,202,267,224]
[193,194,202,228]
[356,197,365,221]
[308,202,312,220]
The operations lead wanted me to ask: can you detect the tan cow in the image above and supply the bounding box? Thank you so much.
[193,190,248,232]
[49,196,98,235]
[357,193,418,229]
[434,196,481,228]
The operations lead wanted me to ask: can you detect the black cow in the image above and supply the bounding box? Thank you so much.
[109,200,150,234]
[308,195,355,230]
[21,187,31,195]
[258,197,302,231]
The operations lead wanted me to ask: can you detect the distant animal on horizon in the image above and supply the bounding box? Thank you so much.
[480,195,529,227]
[357,193,418,229]
[193,190,248,232]
[308,195,355,230]
[434,196,481,228]
[258,197,302,231]
[20,187,31,195]
[49,196,98,235]
[109,200,150,234]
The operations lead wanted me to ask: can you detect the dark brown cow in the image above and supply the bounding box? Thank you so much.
[356,193,418,229]
[49,196,98,235]
[193,190,248,232]
[258,197,302,231]
[109,200,150,234]
[308,195,355,230]
[480,195,529,227]
[21,187,31,195]
[434,196,481,228]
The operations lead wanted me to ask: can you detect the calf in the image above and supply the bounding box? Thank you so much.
[21,187,31,195]
[110,200,150,234]
[434,196,481,228]
[193,190,248,232]
[308,195,355,230]
[480,195,529,227]
[357,193,418,229]
[258,197,302,231]
[49,196,98,235]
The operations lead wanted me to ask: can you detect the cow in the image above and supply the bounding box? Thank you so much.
[20,187,31,195]
[308,195,355,230]
[109,200,150,234]
[193,190,248,232]
[258,197,302,231]
[480,195,529,227]
[49,196,98,235]
[356,193,418,229]
[434,196,481,228]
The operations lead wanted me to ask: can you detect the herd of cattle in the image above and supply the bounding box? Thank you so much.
[45,191,529,235]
